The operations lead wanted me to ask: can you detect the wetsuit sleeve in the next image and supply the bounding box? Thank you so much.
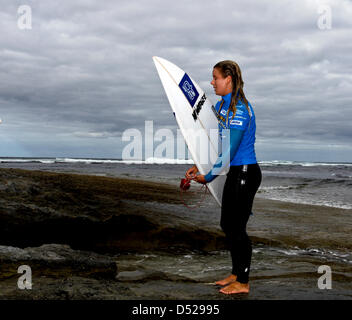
[204,128,244,183]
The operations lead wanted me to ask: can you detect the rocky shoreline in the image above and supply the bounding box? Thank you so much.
[0,168,351,300]
[0,168,227,299]
[0,168,226,253]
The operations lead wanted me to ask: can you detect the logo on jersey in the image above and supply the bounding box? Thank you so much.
[179,73,199,107]
[220,109,226,116]
[230,120,243,126]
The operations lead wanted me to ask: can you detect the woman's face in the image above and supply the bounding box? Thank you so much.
[211,68,232,96]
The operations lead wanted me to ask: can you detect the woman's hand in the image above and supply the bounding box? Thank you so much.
[185,165,198,180]
[194,174,207,184]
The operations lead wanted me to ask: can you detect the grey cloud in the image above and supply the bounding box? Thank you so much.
[0,0,351,160]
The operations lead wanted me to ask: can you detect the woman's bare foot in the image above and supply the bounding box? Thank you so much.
[219,281,249,295]
[215,274,237,286]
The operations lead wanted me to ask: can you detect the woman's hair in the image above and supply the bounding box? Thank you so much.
[214,60,250,121]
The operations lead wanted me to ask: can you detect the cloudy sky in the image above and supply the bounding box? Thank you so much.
[0,0,351,162]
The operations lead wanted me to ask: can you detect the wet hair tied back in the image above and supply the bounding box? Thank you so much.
[214,60,250,121]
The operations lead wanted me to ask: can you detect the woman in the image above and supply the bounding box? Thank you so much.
[185,60,261,295]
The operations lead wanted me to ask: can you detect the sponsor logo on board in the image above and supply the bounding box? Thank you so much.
[179,73,199,107]
[192,93,206,121]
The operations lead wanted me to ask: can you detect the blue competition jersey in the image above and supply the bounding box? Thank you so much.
[215,92,257,166]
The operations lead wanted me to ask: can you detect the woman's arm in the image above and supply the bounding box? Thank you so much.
[204,128,244,183]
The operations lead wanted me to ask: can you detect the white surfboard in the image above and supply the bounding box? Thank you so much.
[153,56,226,207]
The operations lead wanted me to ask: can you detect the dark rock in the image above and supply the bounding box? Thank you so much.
[0,244,118,280]
[0,276,135,300]
[0,168,226,253]
[116,269,198,283]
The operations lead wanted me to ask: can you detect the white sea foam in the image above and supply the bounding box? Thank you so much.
[145,157,194,164]
[256,246,352,264]
[256,194,352,210]
[0,157,195,165]
[1,157,351,167]
[0,158,55,164]
[259,160,352,167]
[259,185,293,191]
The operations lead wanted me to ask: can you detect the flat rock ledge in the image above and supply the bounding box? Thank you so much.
[0,244,118,280]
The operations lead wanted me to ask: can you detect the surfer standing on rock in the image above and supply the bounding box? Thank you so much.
[185,60,262,295]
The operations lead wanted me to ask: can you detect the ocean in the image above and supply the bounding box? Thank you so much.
[0,157,351,299]
[1,157,351,210]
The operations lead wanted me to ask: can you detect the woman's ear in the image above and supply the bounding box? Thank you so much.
[226,75,233,88]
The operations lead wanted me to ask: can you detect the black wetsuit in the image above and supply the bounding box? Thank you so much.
[204,93,262,284]
[221,163,262,283]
